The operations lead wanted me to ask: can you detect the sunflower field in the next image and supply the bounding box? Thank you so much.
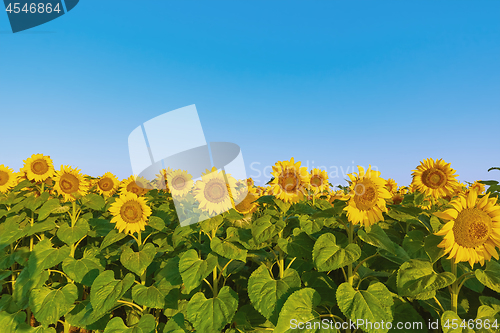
[1,155,500,333]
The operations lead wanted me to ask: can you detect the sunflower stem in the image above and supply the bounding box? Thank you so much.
[71,201,77,228]
[347,223,354,286]
[137,231,143,250]
[451,260,458,314]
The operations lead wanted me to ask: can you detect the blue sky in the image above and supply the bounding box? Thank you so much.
[1,0,499,188]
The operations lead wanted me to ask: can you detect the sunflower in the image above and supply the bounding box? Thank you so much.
[154,167,173,191]
[434,189,500,267]
[167,169,193,197]
[194,169,236,215]
[120,175,153,196]
[95,172,120,197]
[53,166,90,202]
[327,189,349,206]
[344,165,391,227]
[109,192,152,235]
[235,186,260,215]
[269,158,310,204]
[385,178,398,194]
[411,158,460,199]
[469,181,485,195]
[308,168,329,194]
[21,154,54,182]
[0,165,18,193]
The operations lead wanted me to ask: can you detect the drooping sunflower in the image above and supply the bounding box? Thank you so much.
[21,154,55,182]
[194,169,237,215]
[411,158,460,199]
[53,166,90,202]
[167,169,193,198]
[434,189,500,267]
[344,165,391,227]
[120,175,152,196]
[154,167,173,191]
[469,181,486,195]
[95,172,120,197]
[0,165,18,193]
[235,186,260,215]
[327,189,349,206]
[385,178,398,194]
[269,158,310,204]
[109,192,152,235]
[308,168,329,194]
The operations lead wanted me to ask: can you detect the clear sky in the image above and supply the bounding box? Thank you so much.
[1,0,499,188]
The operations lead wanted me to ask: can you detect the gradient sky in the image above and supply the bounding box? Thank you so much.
[1,0,499,188]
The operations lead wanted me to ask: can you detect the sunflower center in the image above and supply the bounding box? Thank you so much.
[353,179,378,211]
[204,179,227,203]
[59,174,79,194]
[120,201,143,224]
[0,171,9,186]
[127,181,142,195]
[98,178,114,191]
[279,171,299,192]
[32,160,49,175]
[422,168,447,189]
[310,175,323,188]
[453,208,492,248]
[172,176,187,190]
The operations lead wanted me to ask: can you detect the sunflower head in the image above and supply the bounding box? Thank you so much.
[167,169,193,198]
[309,168,329,194]
[194,169,237,216]
[385,178,398,194]
[344,165,391,227]
[109,192,152,235]
[269,158,310,204]
[96,172,119,197]
[21,154,55,182]
[411,158,460,199]
[235,186,260,215]
[120,175,153,196]
[469,181,486,195]
[53,165,90,202]
[0,165,19,193]
[435,189,500,267]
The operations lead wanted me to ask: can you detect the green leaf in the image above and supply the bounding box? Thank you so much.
[120,243,156,276]
[57,218,90,245]
[379,243,411,265]
[28,239,70,276]
[475,260,500,293]
[403,230,428,260]
[0,311,33,333]
[277,231,314,260]
[154,257,183,288]
[0,218,28,251]
[299,214,324,235]
[12,268,50,309]
[179,250,217,294]
[424,234,446,263]
[358,224,396,255]
[26,218,57,236]
[274,198,291,214]
[210,237,247,262]
[301,271,337,307]
[186,286,238,333]
[38,199,63,221]
[251,215,280,244]
[103,314,156,333]
[199,215,223,234]
[90,270,135,316]
[100,229,128,250]
[397,259,456,300]
[440,311,471,333]
[390,299,428,332]
[62,257,105,286]
[132,283,173,309]
[313,233,360,272]
[29,284,78,326]
[248,265,301,324]
[163,313,188,333]
[148,216,166,231]
[274,288,323,333]
[337,282,394,333]
[82,193,105,211]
